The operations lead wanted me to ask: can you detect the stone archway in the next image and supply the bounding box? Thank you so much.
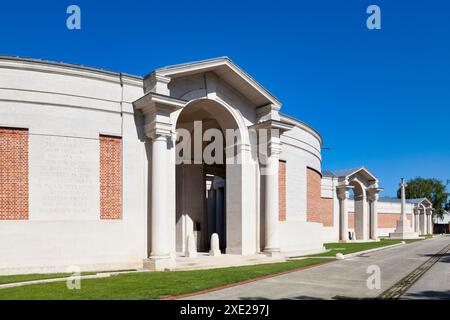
[336,167,382,242]
[133,57,288,269]
[349,179,368,240]
[173,98,249,255]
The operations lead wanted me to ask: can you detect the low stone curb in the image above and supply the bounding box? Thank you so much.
[0,270,141,290]
[341,242,406,259]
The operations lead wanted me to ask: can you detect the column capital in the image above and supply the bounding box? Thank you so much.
[367,187,383,201]
[144,73,172,95]
[133,92,185,140]
[336,184,353,200]
[255,103,281,123]
[250,119,293,161]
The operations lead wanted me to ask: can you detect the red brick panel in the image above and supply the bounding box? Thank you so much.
[306,167,333,226]
[378,212,412,228]
[348,212,355,229]
[278,160,286,221]
[0,128,29,220]
[100,135,122,219]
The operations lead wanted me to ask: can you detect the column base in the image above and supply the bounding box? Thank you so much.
[209,249,221,257]
[143,257,176,271]
[263,249,282,258]
[388,231,420,240]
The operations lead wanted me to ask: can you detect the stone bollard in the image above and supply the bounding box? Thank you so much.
[185,233,197,258]
[209,233,221,256]
[336,253,345,260]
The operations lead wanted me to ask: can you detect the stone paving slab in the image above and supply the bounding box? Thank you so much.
[401,248,450,299]
[183,236,450,300]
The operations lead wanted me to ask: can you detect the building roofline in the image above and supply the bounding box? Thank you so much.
[146,56,282,107]
[0,55,143,80]
[279,112,323,146]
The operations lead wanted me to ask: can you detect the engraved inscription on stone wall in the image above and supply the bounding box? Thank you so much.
[29,135,99,220]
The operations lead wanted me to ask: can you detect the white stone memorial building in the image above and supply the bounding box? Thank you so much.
[0,56,433,274]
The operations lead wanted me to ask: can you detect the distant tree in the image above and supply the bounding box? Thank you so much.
[397,177,449,217]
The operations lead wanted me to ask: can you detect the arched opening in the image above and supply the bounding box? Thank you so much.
[348,180,368,240]
[174,99,241,254]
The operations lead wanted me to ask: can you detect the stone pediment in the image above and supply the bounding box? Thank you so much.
[143,57,281,109]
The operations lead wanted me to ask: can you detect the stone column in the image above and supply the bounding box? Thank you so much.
[337,186,351,241]
[413,208,419,232]
[150,134,171,258]
[251,118,293,256]
[367,186,382,241]
[426,208,433,234]
[354,193,368,240]
[423,208,428,235]
[264,154,280,254]
[419,208,424,235]
[134,90,184,270]
[369,195,378,240]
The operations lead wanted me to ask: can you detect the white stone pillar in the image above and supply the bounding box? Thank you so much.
[419,208,425,235]
[264,152,280,254]
[134,91,184,270]
[423,209,428,235]
[426,209,433,234]
[251,118,293,256]
[337,187,350,241]
[354,193,368,240]
[150,135,171,258]
[413,208,419,232]
[428,214,432,234]
[369,196,378,240]
[367,186,382,241]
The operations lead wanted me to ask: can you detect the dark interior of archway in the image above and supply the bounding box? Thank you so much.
[349,180,365,240]
[175,101,234,253]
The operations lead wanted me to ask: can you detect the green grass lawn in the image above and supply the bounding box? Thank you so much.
[0,272,98,286]
[311,238,422,257]
[0,258,326,300]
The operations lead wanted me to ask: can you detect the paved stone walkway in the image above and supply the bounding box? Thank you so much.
[183,236,450,300]
[401,245,450,300]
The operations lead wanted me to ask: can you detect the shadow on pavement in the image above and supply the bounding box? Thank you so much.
[420,252,450,263]
[402,290,450,300]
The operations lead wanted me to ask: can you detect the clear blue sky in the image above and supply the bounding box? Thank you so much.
[1,0,449,196]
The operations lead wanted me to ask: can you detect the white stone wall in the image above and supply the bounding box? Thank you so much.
[280,121,322,222]
[0,57,331,273]
[277,116,324,253]
[0,58,147,274]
